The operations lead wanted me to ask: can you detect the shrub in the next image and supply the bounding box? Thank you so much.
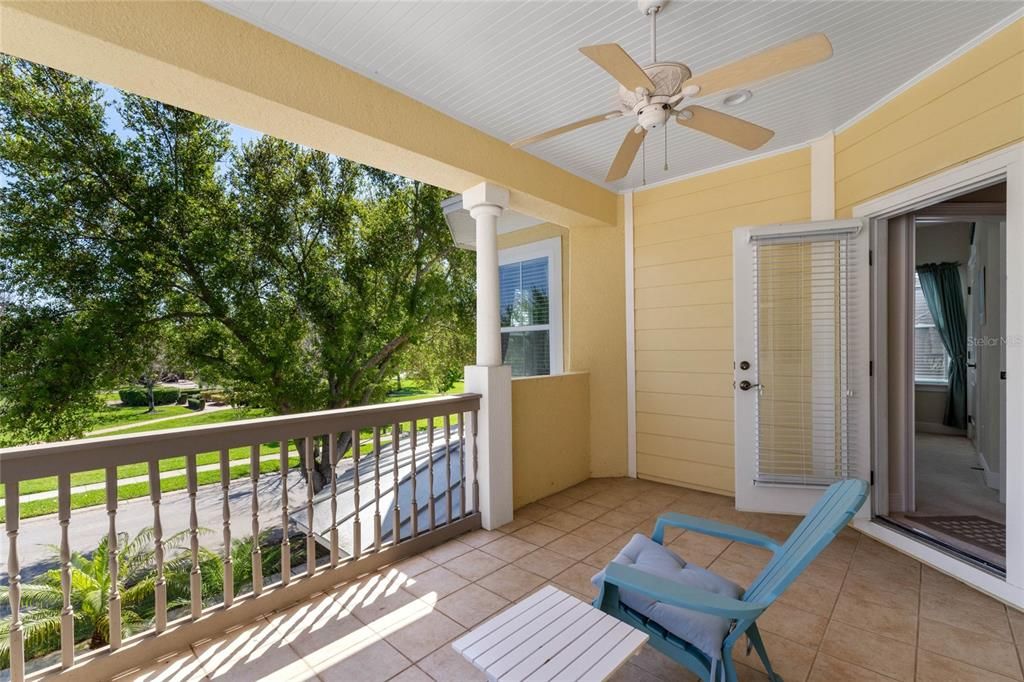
[186,398,206,411]
[118,387,180,407]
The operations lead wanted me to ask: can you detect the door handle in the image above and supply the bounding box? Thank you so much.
[738,380,760,391]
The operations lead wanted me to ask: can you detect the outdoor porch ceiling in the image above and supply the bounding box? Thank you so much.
[211,0,1021,192]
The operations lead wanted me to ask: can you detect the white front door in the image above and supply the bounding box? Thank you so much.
[733,219,871,514]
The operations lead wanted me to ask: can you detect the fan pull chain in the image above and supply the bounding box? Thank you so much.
[664,123,669,172]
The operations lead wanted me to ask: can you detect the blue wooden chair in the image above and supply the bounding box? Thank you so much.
[594,479,868,682]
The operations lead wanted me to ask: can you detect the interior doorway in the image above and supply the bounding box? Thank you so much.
[882,182,1007,571]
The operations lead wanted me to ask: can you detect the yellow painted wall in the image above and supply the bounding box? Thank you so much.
[498,212,629,481]
[511,373,590,508]
[835,18,1024,216]
[632,149,812,494]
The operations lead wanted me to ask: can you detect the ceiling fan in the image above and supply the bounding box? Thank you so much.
[510,0,834,184]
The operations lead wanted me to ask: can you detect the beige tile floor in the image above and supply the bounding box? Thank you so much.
[119,478,1024,682]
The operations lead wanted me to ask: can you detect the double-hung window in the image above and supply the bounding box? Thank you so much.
[498,237,563,377]
[913,272,949,384]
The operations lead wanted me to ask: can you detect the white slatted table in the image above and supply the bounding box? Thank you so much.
[451,585,648,682]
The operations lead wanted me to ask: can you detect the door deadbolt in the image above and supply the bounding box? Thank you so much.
[739,361,751,370]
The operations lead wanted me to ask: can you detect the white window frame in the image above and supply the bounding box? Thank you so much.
[913,272,950,387]
[498,237,563,376]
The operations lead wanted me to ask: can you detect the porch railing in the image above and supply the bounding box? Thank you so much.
[0,393,481,681]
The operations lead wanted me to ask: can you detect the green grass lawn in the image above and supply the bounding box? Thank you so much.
[88,404,194,431]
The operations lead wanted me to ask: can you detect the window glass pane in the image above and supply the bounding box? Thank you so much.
[501,330,550,377]
[914,273,948,382]
[499,257,549,327]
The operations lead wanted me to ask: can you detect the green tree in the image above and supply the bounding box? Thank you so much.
[1,57,475,481]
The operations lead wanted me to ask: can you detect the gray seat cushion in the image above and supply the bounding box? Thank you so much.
[592,534,742,662]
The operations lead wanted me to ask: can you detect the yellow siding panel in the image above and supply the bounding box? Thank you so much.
[634,148,810,206]
[635,327,733,352]
[634,166,810,228]
[636,279,733,309]
[634,233,733,268]
[636,391,733,420]
[635,256,732,289]
[637,413,734,445]
[638,434,734,466]
[637,453,734,494]
[635,304,733,330]
[635,371,734,397]
[636,193,810,247]
[838,95,1024,211]
[635,350,734,375]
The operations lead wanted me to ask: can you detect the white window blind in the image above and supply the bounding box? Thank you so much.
[751,228,858,486]
[500,256,552,377]
[913,272,949,383]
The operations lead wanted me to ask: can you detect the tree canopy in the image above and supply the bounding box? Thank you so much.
[0,56,475,447]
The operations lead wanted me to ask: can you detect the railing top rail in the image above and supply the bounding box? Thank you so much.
[0,393,481,482]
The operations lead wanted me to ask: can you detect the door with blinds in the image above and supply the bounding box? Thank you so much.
[733,220,870,514]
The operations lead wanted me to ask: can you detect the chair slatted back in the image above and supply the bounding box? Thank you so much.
[743,479,868,606]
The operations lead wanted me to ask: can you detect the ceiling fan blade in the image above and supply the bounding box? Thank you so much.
[606,127,646,182]
[682,33,832,97]
[511,111,623,149]
[677,106,774,150]
[580,43,656,93]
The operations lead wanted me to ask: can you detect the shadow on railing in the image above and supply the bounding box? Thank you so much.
[0,393,481,681]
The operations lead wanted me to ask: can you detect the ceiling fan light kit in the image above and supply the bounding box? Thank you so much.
[509,0,834,185]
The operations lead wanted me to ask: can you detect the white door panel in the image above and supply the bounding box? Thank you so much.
[733,220,871,515]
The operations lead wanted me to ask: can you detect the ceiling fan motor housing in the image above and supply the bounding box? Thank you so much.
[620,62,691,130]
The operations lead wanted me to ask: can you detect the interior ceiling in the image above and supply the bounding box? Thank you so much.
[210,1,1021,193]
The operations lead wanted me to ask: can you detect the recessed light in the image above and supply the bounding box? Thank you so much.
[723,90,752,106]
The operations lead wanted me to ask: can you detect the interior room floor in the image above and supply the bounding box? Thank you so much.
[914,432,1004,521]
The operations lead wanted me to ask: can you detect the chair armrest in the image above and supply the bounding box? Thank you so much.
[653,513,781,552]
[600,562,768,620]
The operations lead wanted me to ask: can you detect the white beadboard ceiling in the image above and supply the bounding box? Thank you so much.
[210,1,1022,193]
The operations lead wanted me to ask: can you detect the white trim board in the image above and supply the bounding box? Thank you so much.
[855,141,1024,594]
[624,191,637,479]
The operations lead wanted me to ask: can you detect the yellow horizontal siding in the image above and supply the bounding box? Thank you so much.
[836,19,1024,215]
[632,148,811,495]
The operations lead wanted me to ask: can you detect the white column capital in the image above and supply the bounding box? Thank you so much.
[462,182,509,215]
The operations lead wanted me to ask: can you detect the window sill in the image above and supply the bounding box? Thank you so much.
[915,381,949,392]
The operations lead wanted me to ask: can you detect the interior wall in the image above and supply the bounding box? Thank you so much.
[631,149,811,495]
[835,19,1023,216]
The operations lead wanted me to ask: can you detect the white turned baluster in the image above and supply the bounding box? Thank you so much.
[392,422,401,546]
[148,461,167,632]
[250,445,263,595]
[6,480,24,682]
[410,425,419,538]
[352,430,361,559]
[58,474,73,668]
[373,426,382,552]
[472,410,480,513]
[279,439,290,586]
[444,414,453,524]
[105,467,121,649]
[219,449,233,608]
[305,436,316,574]
[458,415,466,520]
[329,433,339,567]
[186,453,202,619]
[428,424,436,532]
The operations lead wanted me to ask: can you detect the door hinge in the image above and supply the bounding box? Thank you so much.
[870,471,875,486]
[868,250,873,266]
[869,360,873,377]
[1001,371,1007,380]
[967,285,972,296]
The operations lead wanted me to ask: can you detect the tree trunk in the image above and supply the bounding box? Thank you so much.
[146,380,155,413]
[310,432,353,494]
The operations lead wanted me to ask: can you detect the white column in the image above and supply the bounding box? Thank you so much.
[462,182,514,529]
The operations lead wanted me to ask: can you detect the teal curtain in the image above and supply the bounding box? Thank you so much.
[917,263,968,429]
